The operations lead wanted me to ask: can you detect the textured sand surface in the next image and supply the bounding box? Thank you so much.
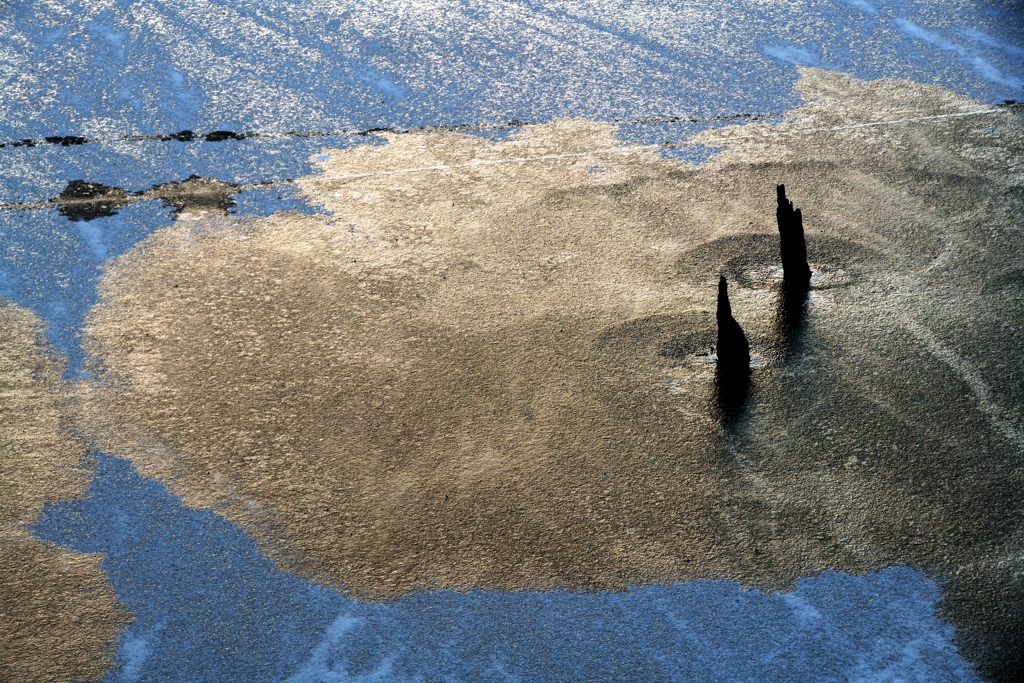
[0,301,128,683]
[80,69,1023,677]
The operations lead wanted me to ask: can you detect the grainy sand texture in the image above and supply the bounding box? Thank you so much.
[80,69,1023,678]
[0,301,129,683]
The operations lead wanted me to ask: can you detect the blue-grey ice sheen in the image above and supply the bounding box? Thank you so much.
[4,0,1022,679]
[1,0,1021,141]
[33,454,982,683]
[1,0,1021,372]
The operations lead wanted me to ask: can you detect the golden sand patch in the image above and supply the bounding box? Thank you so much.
[0,301,129,683]
[80,69,1023,677]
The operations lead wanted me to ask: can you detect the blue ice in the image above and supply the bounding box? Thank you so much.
[5,2,1020,679]
[895,18,1024,90]
[32,454,983,683]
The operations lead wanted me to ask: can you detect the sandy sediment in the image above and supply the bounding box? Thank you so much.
[0,301,129,683]
[79,69,1023,679]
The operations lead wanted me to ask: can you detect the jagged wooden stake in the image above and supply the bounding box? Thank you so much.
[777,184,812,288]
[716,276,750,380]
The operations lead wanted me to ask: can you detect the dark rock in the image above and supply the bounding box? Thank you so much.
[204,130,245,142]
[47,175,240,222]
[59,180,112,201]
[44,135,87,146]
[777,184,811,288]
[158,130,196,142]
[56,180,129,222]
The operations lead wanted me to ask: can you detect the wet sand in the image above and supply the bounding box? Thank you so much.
[0,301,129,683]
[79,69,1023,680]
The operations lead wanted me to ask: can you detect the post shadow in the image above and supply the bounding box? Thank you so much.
[773,279,809,356]
[714,276,750,421]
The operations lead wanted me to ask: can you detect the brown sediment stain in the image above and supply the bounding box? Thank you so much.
[0,301,129,683]
[50,175,239,222]
[79,69,1023,680]
[145,175,238,219]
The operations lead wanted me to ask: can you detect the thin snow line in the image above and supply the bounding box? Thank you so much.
[0,111,785,150]
[307,106,1015,183]
[0,105,1016,210]
[900,317,1023,448]
[699,106,1014,142]
[310,146,662,182]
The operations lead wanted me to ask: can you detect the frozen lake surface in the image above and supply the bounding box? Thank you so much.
[2,2,1022,682]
